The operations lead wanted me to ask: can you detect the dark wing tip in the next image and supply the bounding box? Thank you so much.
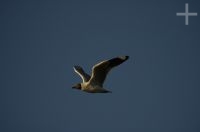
[119,56,129,61]
[125,56,129,60]
[73,65,81,69]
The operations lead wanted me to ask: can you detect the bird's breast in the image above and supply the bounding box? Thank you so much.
[82,84,106,93]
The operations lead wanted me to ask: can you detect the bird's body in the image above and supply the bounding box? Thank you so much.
[72,56,129,93]
[81,82,110,93]
[80,82,110,93]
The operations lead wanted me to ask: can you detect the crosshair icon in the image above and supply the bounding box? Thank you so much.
[176,3,198,25]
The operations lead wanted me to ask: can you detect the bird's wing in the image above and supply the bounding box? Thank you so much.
[89,56,129,86]
[73,66,91,82]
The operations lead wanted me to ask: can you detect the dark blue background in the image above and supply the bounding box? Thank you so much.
[1,0,200,132]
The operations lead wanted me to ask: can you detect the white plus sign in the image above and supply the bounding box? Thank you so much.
[176,3,198,25]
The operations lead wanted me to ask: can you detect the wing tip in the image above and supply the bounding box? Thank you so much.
[119,55,129,61]
[73,65,81,69]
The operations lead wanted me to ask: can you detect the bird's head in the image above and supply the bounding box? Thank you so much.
[72,83,82,90]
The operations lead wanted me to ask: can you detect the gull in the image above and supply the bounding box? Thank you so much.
[72,56,129,93]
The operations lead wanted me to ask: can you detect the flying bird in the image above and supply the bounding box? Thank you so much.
[72,56,129,93]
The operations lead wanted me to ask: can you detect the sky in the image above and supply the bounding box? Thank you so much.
[0,0,200,132]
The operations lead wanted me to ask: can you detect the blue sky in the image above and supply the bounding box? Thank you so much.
[0,0,200,132]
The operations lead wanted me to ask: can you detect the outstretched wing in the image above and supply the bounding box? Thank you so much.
[73,66,91,82]
[89,56,129,86]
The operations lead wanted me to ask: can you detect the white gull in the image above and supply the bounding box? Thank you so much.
[72,56,129,93]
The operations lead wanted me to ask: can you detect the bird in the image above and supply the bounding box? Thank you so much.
[72,56,129,93]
